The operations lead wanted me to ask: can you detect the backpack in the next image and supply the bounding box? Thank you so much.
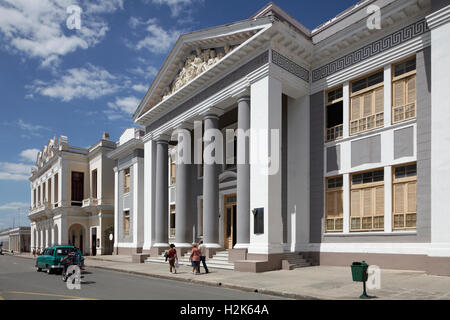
[164,251,169,262]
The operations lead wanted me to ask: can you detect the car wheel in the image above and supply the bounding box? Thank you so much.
[37,267,42,272]
[47,267,52,274]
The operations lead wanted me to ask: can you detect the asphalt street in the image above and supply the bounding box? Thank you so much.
[0,255,282,300]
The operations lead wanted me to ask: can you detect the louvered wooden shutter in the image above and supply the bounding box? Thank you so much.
[374,87,384,113]
[375,186,384,215]
[327,192,337,216]
[351,97,361,120]
[394,184,404,213]
[351,190,361,217]
[363,189,373,216]
[406,77,416,104]
[337,191,343,215]
[407,182,417,213]
[394,81,405,107]
[363,93,373,117]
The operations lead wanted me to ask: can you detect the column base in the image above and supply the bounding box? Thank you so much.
[234,253,285,273]
[150,246,169,257]
[229,248,248,263]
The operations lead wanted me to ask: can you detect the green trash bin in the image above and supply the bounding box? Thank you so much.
[351,261,371,299]
[351,261,369,282]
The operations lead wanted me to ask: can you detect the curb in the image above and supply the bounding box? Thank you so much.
[87,263,322,300]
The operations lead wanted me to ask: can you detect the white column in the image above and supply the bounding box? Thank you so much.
[248,75,284,255]
[51,175,55,206]
[134,158,145,249]
[343,81,350,139]
[143,137,156,251]
[58,161,68,207]
[384,64,392,127]
[113,168,119,252]
[427,6,450,257]
[30,224,35,251]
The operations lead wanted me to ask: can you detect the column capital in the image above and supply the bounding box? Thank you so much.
[237,95,251,103]
[200,106,225,119]
[233,88,250,101]
[154,134,170,143]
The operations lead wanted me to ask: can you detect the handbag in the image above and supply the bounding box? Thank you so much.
[175,260,179,269]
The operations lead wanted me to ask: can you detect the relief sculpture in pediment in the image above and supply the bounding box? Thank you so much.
[161,44,234,101]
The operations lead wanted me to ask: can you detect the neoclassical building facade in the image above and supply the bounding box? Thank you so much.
[29,134,116,256]
[128,0,450,275]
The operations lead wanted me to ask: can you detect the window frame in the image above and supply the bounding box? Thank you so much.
[123,167,130,195]
[392,56,417,124]
[350,168,385,232]
[325,86,344,142]
[350,69,385,136]
[325,175,344,233]
[123,210,130,237]
[392,162,417,231]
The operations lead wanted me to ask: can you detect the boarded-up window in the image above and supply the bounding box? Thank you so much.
[393,163,417,230]
[326,176,344,232]
[123,210,130,237]
[350,169,384,231]
[392,57,416,124]
[124,168,130,194]
[170,161,176,185]
[350,70,384,135]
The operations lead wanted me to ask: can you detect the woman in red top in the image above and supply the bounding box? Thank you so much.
[190,243,201,274]
[168,244,178,274]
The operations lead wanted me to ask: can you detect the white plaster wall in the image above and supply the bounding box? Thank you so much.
[287,95,310,252]
[430,18,450,256]
[248,75,284,255]
[143,139,156,250]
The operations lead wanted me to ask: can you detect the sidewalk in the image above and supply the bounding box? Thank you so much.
[85,255,450,300]
[9,253,450,300]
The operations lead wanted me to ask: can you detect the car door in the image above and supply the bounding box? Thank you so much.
[37,249,48,268]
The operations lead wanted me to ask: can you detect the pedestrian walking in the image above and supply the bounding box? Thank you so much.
[168,244,178,274]
[189,243,201,274]
[198,240,209,274]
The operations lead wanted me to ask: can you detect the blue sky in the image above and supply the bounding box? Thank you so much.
[0,0,358,229]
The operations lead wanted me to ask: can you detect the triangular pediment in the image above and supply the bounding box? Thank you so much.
[133,16,274,121]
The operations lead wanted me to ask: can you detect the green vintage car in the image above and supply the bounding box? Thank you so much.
[36,246,84,274]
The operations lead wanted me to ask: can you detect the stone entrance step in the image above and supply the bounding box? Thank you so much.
[282,252,313,270]
[145,249,235,270]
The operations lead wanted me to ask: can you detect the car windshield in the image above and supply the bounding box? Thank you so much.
[56,248,75,256]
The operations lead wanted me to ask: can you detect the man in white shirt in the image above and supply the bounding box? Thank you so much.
[198,240,209,274]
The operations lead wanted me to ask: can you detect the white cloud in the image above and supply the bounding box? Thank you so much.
[20,149,40,163]
[132,84,148,93]
[16,119,49,137]
[0,162,31,181]
[0,0,123,68]
[130,17,182,54]
[108,96,141,115]
[149,0,200,17]
[129,64,159,80]
[30,64,120,101]
[0,202,29,211]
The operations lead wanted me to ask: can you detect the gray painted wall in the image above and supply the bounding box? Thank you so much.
[326,145,341,172]
[309,91,325,243]
[416,46,432,243]
[351,135,381,167]
[394,126,414,159]
[322,47,432,244]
